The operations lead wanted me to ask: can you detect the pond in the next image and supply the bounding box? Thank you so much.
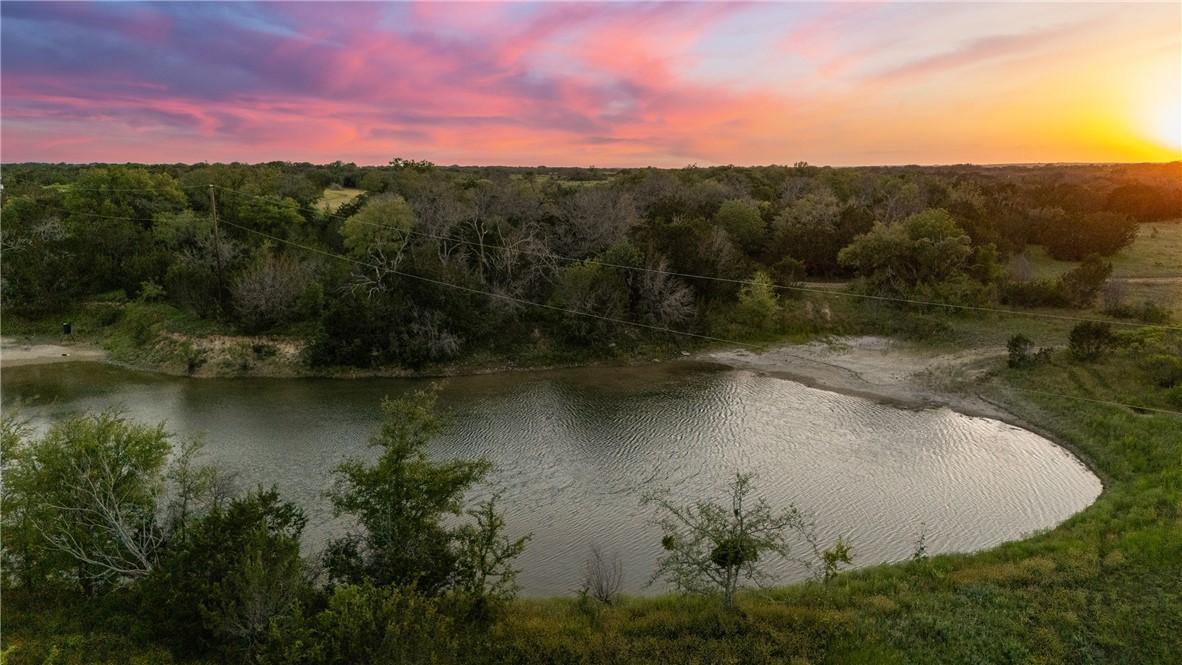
[1,361,1101,596]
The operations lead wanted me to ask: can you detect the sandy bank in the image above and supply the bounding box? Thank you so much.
[704,336,1011,421]
[1,337,107,368]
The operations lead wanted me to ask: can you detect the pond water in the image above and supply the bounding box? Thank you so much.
[1,361,1101,596]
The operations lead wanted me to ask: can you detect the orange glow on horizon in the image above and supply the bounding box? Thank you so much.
[2,2,1178,167]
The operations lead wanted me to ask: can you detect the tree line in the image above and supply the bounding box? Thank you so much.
[2,160,1178,367]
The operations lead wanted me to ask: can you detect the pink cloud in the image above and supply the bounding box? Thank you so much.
[3,1,1178,166]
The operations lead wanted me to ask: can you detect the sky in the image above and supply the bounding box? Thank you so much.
[2,1,1179,167]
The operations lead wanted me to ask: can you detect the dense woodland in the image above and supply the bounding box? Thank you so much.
[3,161,1179,368]
[2,160,1181,664]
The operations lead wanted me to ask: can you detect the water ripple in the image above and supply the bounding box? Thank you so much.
[2,362,1102,596]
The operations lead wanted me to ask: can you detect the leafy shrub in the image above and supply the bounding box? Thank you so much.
[1165,385,1182,409]
[259,583,464,665]
[1007,334,1053,369]
[136,280,166,304]
[1068,322,1113,361]
[1058,255,1112,307]
[896,315,955,342]
[180,343,207,375]
[143,488,310,659]
[1007,334,1034,368]
[1144,354,1182,388]
[251,341,279,359]
[999,279,1067,308]
[1105,300,1172,324]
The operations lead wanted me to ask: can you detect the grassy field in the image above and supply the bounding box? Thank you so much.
[1111,221,1182,279]
[318,186,365,212]
[1014,220,1181,280]
[1014,221,1182,311]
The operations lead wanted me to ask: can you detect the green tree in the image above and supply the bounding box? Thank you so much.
[1058,254,1113,308]
[342,194,415,259]
[838,208,994,304]
[341,194,416,293]
[713,198,765,253]
[732,271,781,335]
[644,473,812,607]
[768,187,845,274]
[0,197,77,314]
[1,412,171,593]
[324,388,520,596]
[62,166,187,295]
[549,251,633,345]
[144,487,309,659]
[1043,210,1139,260]
[1,417,48,589]
[1069,322,1113,361]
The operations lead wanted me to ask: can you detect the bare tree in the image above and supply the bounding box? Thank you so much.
[553,186,638,258]
[1008,252,1035,283]
[578,544,624,605]
[637,256,695,328]
[232,253,315,331]
[403,308,463,361]
[38,451,167,584]
[1101,278,1129,312]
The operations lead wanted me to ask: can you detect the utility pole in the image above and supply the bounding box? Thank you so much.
[209,185,226,308]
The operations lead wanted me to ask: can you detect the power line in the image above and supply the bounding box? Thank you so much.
[20,183,212,191]
[19,193,1182,334]
[213,216,769,352]
[1005,386,1182,417]
[212,215,1182,417]
[213,185,1182,333]
[11,199,1177,418]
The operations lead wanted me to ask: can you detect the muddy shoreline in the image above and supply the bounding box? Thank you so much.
[0,337,107,368]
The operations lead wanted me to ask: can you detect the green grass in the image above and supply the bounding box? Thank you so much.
[1110,220,1182,279]
[317,187,365,212]
[1014,244,1077,282]
[1012,222,1182,315]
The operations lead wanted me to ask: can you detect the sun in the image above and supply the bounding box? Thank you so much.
[1145,98,1181,155]
[1132,61,1182,159]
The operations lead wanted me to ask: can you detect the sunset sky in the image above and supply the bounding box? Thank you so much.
[2,1,1179,167]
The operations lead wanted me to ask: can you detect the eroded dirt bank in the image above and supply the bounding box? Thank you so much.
[704,336,1013,421]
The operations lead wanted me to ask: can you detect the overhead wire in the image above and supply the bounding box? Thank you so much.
[1003,386,1182,417]
[10,184,212,193]
[10,198,1180,418]
[211,184,1182,333]
[17,189,1182,333]
[212,216,772,351]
